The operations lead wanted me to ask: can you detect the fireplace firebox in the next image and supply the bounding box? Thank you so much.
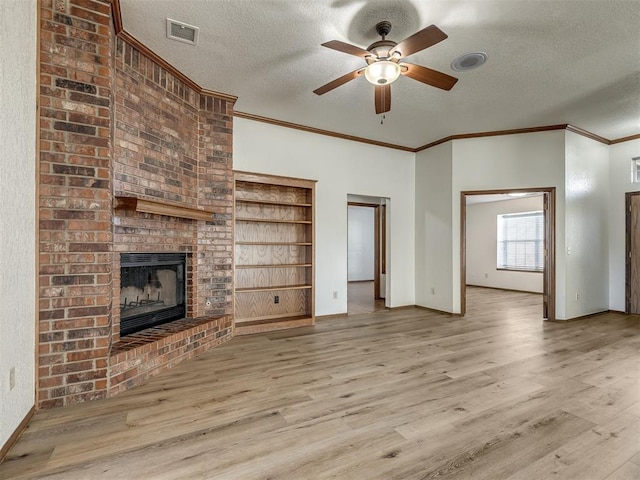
[120,253,186,336]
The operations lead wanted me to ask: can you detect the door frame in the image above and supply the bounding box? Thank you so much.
[626,191,640,314]
[348,202,382,300]
[460,187,556,320]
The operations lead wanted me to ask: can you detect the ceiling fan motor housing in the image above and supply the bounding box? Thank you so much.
[366,40,398,62]
[375,20,392,38]
[367,21,399,61]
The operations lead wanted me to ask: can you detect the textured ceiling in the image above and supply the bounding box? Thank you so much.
[120,0,640,148]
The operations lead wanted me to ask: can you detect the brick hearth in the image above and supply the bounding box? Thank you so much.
[38,0,235,408]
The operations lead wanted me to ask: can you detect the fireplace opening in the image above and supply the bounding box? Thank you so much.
[120,253,186,336]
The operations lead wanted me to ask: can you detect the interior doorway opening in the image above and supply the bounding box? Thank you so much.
[347,195,389,315]
[461,188,556,320]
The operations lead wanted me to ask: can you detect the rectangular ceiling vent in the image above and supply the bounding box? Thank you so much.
[166,18,199,45]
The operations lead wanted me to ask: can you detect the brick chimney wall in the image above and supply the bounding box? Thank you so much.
[38,0,234,408]
[195,95,234,318]
[38,0,114,408]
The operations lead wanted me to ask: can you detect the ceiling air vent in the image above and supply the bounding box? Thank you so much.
[451,52,487,72]
[166,18,199,46]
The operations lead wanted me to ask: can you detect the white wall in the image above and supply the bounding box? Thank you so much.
[416,131,567,315]
[347,205,375,281]
[609,138,640,311]
[416,130,622,319]
[415,142,453,311]
[0,0,37,451]
[233,118,415,315]
[235,120,635,321]
[466,196,544,293]
[564,131,611,318]
[453,131,567,315]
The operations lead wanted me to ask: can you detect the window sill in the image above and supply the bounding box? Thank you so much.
[496,268,543,273]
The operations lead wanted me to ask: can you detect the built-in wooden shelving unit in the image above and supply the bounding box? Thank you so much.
[233,171,316,335]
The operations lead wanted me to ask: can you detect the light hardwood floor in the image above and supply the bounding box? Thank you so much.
[2,288,639,479]
[348,281,387,315]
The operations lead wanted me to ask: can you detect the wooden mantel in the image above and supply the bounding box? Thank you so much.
[114,196,215,221]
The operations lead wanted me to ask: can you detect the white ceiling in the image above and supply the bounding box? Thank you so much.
[120,0,640,149]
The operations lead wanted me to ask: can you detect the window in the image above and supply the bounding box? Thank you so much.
[497,211,543,271]
[633,157,640,183]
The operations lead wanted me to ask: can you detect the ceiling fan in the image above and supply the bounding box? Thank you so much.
[313,21,458,115]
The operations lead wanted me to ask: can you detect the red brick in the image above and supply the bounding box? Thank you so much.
[50,360,94,375]
[39,376,64,388]
[38,0,235,408]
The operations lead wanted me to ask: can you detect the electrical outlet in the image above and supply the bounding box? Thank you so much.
[575,293,579,301]
[484,273,488,278]
[332,291,338,300]
[9,366,15,391]
[430,287,435,295]
[274,295,279,304]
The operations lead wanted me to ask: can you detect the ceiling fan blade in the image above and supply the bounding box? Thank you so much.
[313,68,364,95]
[390,25,448,58]
[400,62,458,91]
[374,84,391,114]
[321,40,371,58]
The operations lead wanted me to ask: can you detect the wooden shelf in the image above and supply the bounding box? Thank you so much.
[234,171,315,334]
[235,263,312,269]
[114,196,214,221]
[236,217,312,224]
[236,198,312,208]
[235,284,311,293]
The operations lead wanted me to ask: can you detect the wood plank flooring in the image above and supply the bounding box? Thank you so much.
[348,280,386,315]
[2,287,639,479]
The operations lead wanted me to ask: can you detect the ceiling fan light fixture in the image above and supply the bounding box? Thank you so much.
[364,60,401,86]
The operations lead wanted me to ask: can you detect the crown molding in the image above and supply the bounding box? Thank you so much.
[109,0,638,151]
[109,0,237,105]
[610,133,640,145]
[200,89,239,103]
[110,0,123,33]
[565,124,610,145]
[415,124,640,151]
[233,111,415,152]
[116,30,200,92]
[418,125,576,152]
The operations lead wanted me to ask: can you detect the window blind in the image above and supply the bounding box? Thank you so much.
[497,211,543,271]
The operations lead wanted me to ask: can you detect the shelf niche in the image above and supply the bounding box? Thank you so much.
[234,171,316,335]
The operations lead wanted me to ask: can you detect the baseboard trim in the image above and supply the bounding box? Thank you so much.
[0,405,35,463]
[466,284,543,295]
[546,310,611,322]
[414,305,462,317]
[316,313,347,321]
[388,305,420,311]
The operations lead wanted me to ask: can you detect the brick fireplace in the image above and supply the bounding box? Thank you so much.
[38,0,235,408]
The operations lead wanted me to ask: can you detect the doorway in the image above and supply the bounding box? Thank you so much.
[626,192,640,314]
[461,188,556,320]
[347,197,388,314]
